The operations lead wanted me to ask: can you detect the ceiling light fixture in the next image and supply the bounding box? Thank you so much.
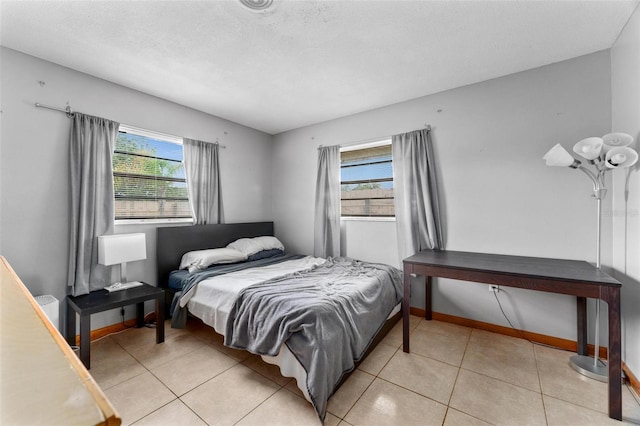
[239,0,274,11]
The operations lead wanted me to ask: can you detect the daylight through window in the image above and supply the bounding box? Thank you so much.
[340,140,394,217]
[113,125,192,221]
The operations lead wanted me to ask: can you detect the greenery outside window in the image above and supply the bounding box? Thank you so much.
[113,125,192,222]
[340,140,394,217]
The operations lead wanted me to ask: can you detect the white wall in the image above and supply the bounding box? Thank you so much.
[611,5,640,377]
[0,47,274,331]
[340,219,398,267]
[272,51,613,342]
[1,42,631,358]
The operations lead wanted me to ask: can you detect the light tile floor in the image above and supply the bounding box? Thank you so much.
[90,315,640,425]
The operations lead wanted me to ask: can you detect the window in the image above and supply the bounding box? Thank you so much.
[340,140,394,217]
[113,125,192,222]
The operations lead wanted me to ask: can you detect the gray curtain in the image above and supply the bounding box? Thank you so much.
[314,145,341,258]
[183,138,224,225]
[68,113,119,296]
[392,128,443,261]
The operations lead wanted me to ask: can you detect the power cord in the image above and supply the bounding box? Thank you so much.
[120,307,135,329]
[491,289,562,351]
[492,290,615,371]
[120,308,158,328]
[492,290,530,342]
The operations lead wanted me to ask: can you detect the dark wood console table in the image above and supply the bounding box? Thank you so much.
[402,250,622,421]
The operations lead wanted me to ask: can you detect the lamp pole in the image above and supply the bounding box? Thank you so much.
[569,159,609,379]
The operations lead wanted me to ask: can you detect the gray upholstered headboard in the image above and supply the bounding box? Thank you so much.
[156,222,274,290]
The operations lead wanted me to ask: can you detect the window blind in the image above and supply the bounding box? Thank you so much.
[113,127,191,221]
[340,142,394,217]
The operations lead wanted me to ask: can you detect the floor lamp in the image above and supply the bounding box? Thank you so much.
[543,132,638,382]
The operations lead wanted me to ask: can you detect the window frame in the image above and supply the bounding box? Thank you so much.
[340,138,395,220]
[113,124,193,225]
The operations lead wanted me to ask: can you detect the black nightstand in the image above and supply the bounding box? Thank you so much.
[65,283,165,369]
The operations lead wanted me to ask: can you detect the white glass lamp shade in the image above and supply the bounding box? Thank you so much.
[604,146,639,169]
[573,137,603,160]
[98,233,147,265]
[543,144,577,167]
[603,133,633,151]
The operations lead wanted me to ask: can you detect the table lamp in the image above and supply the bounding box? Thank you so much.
[98,233,147,291]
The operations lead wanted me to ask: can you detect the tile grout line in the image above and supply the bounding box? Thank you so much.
[336,317,422,422]
[230,383,283,425]
[107,325,236,425]
[94,336,149,392]
[533,344,551,426]
[364,321,457,420]
[122,333,180,425]
[339,347,401,422]
[445,323,472,412]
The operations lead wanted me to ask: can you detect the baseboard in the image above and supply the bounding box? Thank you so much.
[73,319,137,345]
[623,362,640,397]
[409,307,608,359]
[413,307,640,394]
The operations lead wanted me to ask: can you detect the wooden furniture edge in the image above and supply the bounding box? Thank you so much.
[1,256,121,426]
[409,307,610,359]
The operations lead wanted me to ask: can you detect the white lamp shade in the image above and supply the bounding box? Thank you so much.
[573,137,603,160]
[602,132,633,151]
[98,233,147,266]
[604,146,639,169]
[543,144,576,167]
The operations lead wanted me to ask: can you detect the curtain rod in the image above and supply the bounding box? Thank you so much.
[34,102,226,148]
[318,124,431,150]
[35,102,75,118]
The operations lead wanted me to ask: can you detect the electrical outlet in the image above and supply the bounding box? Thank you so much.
[489,285,500,293]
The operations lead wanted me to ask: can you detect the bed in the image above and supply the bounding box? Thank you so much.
[156,222,402,421]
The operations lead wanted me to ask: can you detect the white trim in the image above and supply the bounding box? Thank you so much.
[115,218,194,226]
[341,216,396,222]
[340,138,391,152]
[118,124,183,145]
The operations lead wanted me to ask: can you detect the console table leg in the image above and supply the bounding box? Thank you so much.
[156,297,165,344]
[402,263,411,353]
[603,287,622,420]
[79,314,91,369]
[136,302,144,328]
[576,296,588,356]
[66,306,76,346]
[425,276,433,320]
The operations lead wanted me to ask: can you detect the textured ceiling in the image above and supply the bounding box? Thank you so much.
[1,0,638,135]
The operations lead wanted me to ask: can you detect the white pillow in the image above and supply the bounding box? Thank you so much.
[254,236,285,251]
[226,238,262,256]
[227,236,285,256]
[179,248,247,273]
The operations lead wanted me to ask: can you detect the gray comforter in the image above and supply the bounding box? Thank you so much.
[224,257,403,422]
[170,254,304,328]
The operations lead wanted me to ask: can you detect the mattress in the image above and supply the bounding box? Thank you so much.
[185,256,400,403]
